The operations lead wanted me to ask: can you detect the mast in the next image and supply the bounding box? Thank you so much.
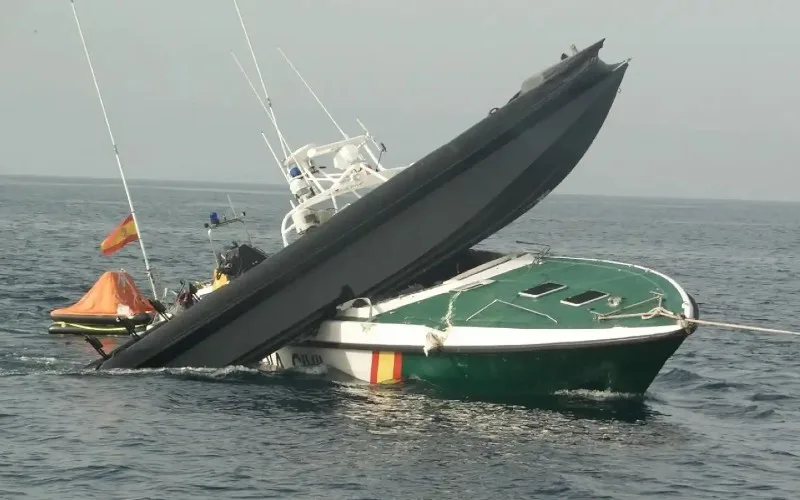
[69,0,158,298]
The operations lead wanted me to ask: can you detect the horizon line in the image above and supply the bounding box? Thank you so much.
[1,172,797,205]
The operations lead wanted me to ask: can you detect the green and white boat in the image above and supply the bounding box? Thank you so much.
[178,45,700,397]
[189,135,699,396]
[183,130,700,396]
[187,140,699,397]
[268,247,698,397]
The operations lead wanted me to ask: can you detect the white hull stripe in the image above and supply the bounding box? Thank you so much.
[303,321,689,352]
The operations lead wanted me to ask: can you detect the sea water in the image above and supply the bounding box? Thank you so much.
[1,176,798,499]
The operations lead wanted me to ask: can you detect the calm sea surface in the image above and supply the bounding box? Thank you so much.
[1,175,798,499]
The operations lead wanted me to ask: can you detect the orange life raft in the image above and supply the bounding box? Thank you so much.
[48,270,155,335]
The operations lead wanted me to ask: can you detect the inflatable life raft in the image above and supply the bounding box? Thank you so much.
[48,270,155,335]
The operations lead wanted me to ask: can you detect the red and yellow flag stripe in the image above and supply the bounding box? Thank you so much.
[100,213,139,256]
[369,351,403,384]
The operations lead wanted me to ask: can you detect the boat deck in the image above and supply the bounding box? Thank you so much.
[371,256,688,330]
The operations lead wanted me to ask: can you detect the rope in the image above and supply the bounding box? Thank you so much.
[595,292,663,320]
[598,306,800,337]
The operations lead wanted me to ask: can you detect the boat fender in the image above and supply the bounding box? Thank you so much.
[423,331,445,357]
[488,107,499,116]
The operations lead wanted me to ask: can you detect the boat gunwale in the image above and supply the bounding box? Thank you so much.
[292,327,691,354]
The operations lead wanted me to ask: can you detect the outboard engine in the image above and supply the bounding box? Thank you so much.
[217,242,270,280]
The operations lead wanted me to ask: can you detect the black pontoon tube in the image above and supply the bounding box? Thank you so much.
[90,39,629,370]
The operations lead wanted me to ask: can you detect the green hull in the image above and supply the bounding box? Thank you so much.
[281,329,689,398]
[272,252,698,399]
[398,332,687,397]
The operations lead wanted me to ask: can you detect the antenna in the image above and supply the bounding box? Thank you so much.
[277,47,383,167]
[232,0,291,157]
[229,49,286,173]
[226,194,253,246]
[277,46,348,141]
[230,49,334,206]
[356,117,387,170]
[226,194,237,218]
[69,0,158,299]
[259,131,286,180]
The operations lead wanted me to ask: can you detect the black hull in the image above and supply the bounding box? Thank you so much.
[91,40,629,370]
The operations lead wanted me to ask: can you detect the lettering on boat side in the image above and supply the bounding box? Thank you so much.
[291,353,324,367]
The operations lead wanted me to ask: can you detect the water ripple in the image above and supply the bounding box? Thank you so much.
[1,182,799,498]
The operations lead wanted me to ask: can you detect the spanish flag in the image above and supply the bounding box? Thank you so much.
[369,351,403,384]
[100,213,139,256]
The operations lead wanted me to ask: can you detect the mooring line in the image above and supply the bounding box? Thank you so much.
[599,306,800,337]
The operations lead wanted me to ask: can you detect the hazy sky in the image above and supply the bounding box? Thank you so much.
[1,0,798,201]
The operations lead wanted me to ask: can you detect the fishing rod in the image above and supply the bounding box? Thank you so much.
[231,0,291,158]
[276,47,387,169]
[230,1,336,209]
[229,50,290,180]
[229,4,393,221]
[69,0,158,299]
[230,49,335,199]
[276,47,349,141]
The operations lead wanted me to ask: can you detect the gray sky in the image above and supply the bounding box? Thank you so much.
[1,0,798,201]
